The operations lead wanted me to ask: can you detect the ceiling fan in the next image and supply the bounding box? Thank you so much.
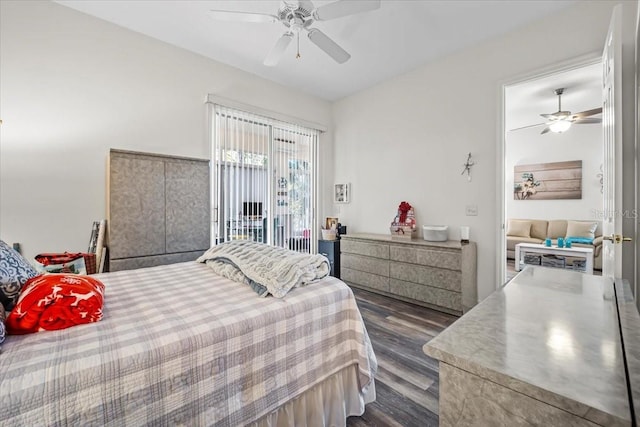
[511,88,602,134]
[208,0,381,66]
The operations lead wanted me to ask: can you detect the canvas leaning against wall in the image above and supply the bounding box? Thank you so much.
[514,160,582,200]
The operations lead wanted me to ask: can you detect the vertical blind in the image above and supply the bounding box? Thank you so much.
[211,104,319,253]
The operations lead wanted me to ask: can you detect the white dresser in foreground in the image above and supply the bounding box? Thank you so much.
[340,233,477,315]
[425,266,640,426]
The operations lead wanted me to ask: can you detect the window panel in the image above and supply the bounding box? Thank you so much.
[211,105,319,253]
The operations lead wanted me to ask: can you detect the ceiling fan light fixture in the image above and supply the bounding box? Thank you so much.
[210,0,380,66]
[549,120,572,133]
[510,88,602,134]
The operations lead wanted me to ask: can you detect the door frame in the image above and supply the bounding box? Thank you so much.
[496,53,602,289]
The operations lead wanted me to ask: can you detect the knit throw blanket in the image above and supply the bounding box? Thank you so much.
[196,240,330,298]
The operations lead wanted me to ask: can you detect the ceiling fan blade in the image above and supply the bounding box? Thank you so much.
[264,33,293,66]
[571,107,603,119]
[283,0,302,9]
[307,28,350,63]
[540,113,556,120]
[314,0,381,21]
[573,117,602,124]
[209,10,278,23]
[509,122,546,132]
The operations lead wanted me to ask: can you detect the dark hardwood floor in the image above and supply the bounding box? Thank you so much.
[347,287,458,427]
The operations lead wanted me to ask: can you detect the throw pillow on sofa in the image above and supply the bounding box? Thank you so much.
[566,221,598,240]
[507,220,532,238]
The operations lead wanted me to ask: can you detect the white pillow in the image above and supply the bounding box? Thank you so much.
[507,220,532,238]
[565,221,597,239]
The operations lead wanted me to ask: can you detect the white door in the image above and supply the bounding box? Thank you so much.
[601,5,624,279]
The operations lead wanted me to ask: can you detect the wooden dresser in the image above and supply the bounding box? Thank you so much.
[340,233,477,315]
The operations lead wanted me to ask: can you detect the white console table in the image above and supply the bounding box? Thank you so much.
[515,242,594,274]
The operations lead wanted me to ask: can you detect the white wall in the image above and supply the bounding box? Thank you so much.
[506,124,603,221]
[1,0,636,301]
[0,0,332,261]
[331,0,637,302]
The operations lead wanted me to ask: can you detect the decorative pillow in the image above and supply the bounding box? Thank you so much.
[547,220,567,239]
[565,221,598,239]
[0,240,40,311]
[566,237,594,245]
[0,305,5,346]
[6,274,104,334]
[507,220,532,238]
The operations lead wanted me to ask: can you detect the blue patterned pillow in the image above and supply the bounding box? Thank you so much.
[0,240,40,311]
[0,305,5,345]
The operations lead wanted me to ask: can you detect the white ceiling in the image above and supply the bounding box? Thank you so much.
[55,0,577,101]
[505,62,601,132]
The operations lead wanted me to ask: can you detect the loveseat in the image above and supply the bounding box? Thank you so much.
[506,219,603,270]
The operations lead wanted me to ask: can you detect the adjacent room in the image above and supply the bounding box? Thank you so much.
[504,62,604,280]
[1,0,639,425]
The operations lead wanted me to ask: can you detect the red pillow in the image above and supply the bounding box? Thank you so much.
[6,274,104,334]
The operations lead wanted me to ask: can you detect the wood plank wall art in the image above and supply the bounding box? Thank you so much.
[514,160,582,200]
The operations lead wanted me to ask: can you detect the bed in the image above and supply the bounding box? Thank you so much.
[0,260,377,425]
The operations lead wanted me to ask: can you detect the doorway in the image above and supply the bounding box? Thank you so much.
[500,57,604,283]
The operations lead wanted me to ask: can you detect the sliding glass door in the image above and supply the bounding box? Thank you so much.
[211,104,318,253]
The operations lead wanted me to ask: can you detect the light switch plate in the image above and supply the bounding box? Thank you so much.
[465,205,478,216]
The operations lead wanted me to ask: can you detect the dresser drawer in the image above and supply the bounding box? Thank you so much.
[342,268,389,293]
[390,262,461,292]
[341,239,390,259]
[341,253,389,277]
[390,245,460,270]
[390,278,461,312]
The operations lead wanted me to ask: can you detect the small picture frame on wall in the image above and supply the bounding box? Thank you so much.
[334,183,350,203]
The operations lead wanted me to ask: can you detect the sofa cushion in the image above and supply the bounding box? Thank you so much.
[529,220,548,240]
[507,220,531,238]
[547,220,567,239]
[566,220,598,239]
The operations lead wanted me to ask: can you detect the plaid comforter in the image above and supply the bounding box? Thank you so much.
[0,262,376,426]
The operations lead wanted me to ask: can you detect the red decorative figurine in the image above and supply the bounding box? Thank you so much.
[390,201,416,240]
[397,201,412,224]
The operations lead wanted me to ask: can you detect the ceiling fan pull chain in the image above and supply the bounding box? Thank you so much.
[296,31,301,59]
